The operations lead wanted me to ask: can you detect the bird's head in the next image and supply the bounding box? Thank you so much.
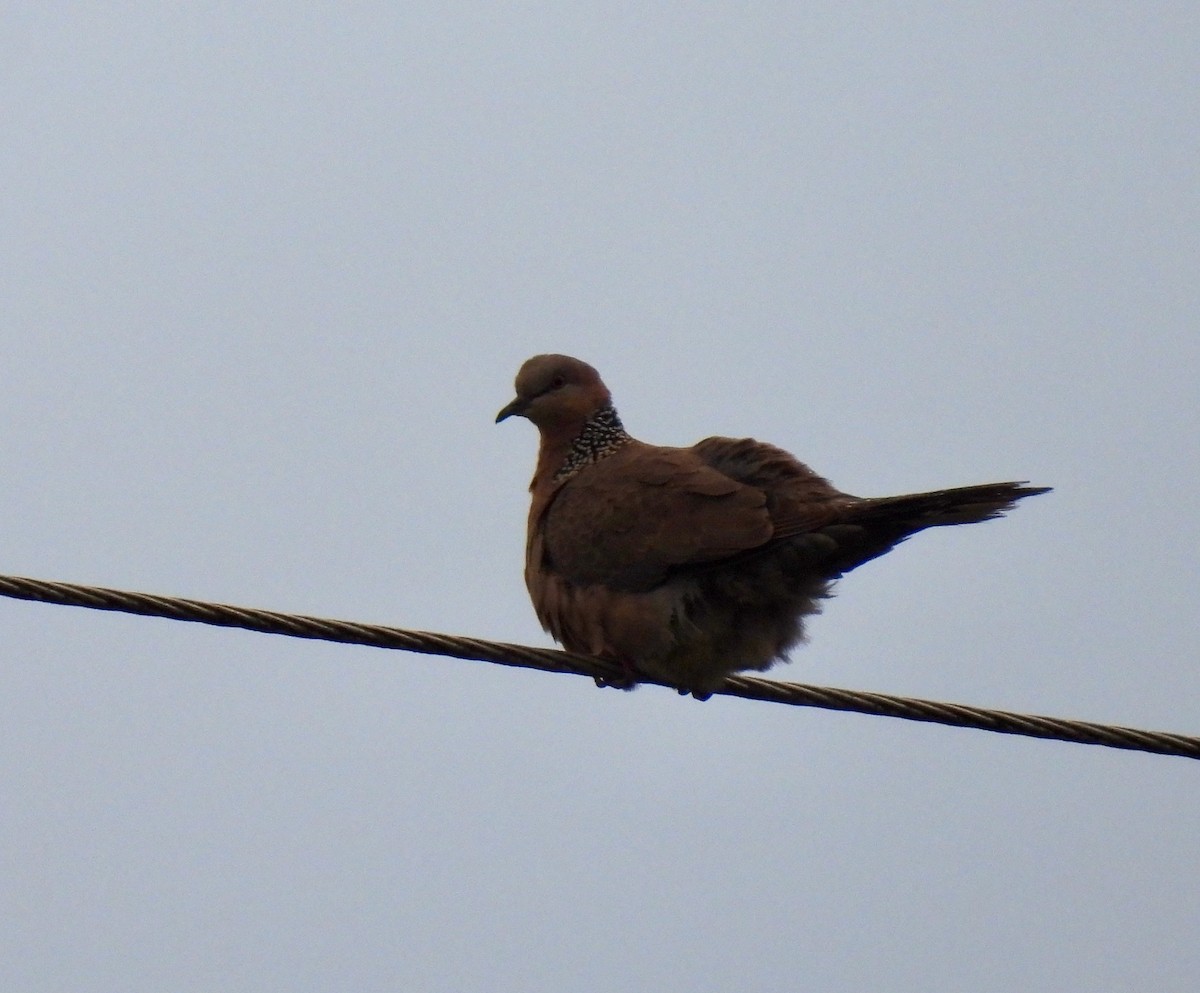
[495,354,613,436]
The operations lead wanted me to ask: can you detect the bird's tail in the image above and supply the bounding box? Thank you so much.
[853,481,1052,528]
[819,481,1051,577]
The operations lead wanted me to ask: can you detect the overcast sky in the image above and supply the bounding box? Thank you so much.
[2,4,1198,991]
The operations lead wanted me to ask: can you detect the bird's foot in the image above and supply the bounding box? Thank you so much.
[593,656,640,691]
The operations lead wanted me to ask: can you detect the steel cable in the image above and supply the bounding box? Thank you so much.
[1,572,1195,760]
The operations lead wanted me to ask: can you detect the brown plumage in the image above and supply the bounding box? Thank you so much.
[496,354,1050,698]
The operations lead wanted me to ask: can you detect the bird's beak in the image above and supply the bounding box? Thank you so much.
[495,396,528,423]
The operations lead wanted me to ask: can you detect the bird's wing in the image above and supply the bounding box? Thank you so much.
[690,436,852,538]
[539,443,776,592]
[539,438,854,592]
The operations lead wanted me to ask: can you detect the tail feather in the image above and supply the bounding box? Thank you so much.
[819,481,1051,578]
[854,481,1052,528]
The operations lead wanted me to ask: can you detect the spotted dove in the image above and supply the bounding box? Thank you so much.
[496,354,1050,698]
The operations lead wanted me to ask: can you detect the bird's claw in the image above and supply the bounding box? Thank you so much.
[593,657,639,691]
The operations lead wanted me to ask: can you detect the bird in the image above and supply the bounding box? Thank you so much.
[496,353,1050,699]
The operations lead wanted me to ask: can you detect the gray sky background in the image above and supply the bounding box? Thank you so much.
[3,4,1198,991]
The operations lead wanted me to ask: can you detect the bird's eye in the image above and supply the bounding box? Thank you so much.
[550,375,566,390]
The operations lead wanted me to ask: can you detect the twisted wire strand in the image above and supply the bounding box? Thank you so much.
[1,572,1195,761]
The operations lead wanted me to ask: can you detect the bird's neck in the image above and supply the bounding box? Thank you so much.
[532,403,632,491]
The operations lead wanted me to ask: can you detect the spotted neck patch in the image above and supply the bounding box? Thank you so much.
[553,404,632,483]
